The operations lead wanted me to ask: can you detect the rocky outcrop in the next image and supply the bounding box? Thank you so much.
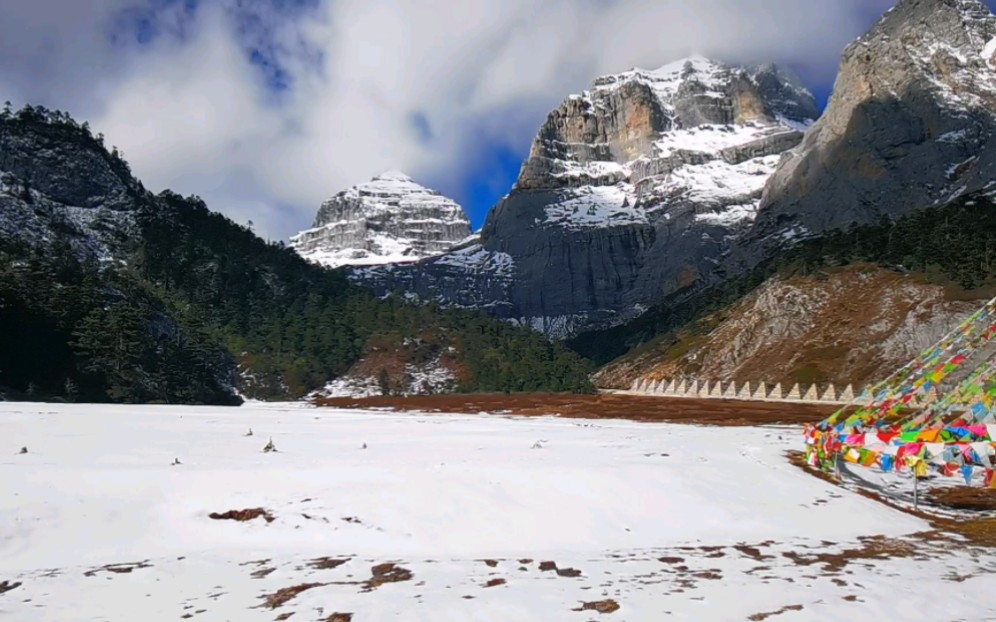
[752,0,996,242]
[290,171,471,269]
[0,108,143,260]
[594,265,985,390]
[356,1,996,341]
[354,58,818,337]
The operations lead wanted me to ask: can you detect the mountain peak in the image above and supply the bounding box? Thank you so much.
[755,0,996,242]
[372,169,414,183]
[649,54,725,76]
[868,0,993,41]
[289,173,470,269]
[893,0,991,17]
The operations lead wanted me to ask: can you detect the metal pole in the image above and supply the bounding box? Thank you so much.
[913,471,919,511]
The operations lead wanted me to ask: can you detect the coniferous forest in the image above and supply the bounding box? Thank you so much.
[4,104,996,405]
[0,106,594,404]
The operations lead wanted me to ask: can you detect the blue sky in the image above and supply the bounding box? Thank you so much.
[2,0,994,237]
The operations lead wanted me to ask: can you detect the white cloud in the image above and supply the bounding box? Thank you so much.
[0,0,896,240]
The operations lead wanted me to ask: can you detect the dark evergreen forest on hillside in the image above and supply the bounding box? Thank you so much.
[0,106,593,404]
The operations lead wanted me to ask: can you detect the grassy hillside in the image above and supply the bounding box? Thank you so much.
[570,195,996,371]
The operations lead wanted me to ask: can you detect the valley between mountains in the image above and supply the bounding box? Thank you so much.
[3,0,996,403]
[3,1,996,621]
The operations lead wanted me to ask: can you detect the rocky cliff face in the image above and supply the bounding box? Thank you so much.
[290,171,471,269]
[354,58,819,337]
[0,109,143,259]
[594,265,985,390]
[752,0,996,242]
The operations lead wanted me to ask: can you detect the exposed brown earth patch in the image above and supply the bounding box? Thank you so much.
[251,567,276,579]
[363,563,413,591]
[556,567,583,577]
[782,536,920,573]
[322,614,352,622]
[274,614,294,621]
[538,561,558,572]
[928,487,996,511]
[484,578,506,587]
[316,393,837,427]
[309,558,350,570]
[483,559,498,567]
[259,583,327,609]
[694,570,723,580]
[734,545,774,562]
[210,508,275,523]
[748,604,804,620]
[83,561,152,577]
[574,599,620,614]
[0,580,21,595]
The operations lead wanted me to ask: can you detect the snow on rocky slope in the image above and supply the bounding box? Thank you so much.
[354,57,819,338]
[752,0,996,242]
[290,171,471,269]
[595,265,987,391]
[3,402,994,621]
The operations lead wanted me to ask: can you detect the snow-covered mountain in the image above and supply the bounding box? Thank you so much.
[752,0,996,242]
[355,0,996,341]
[290,171,472,269]
[353,57,819,337]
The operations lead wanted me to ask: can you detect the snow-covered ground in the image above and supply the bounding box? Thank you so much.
[1,402,993,621]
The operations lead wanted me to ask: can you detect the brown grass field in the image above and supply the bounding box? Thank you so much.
[314,392,842,427]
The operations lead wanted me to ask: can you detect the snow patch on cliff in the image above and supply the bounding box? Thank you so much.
[656,154,781,209]
[654,123,784,158]
[694,203,758,226]
[984,36,996,68]
[435,244,515,277]
[542,185,645,229]
[311,375,381,399]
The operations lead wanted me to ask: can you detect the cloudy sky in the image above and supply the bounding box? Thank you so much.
[2,0,991,240]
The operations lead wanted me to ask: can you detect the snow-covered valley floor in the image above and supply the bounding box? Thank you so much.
[1,402,994,621]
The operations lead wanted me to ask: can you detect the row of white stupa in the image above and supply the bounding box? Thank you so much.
[628,378,872,404]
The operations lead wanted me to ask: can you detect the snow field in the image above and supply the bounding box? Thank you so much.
[1,402,994,621]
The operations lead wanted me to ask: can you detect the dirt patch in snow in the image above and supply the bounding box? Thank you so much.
[322,614,352,622]
[574,599,620,614]
[315,393,838,427]
[259,582,327,609]
[309,557,350,570]
[0,580,21,595]
[782,536,922,573]
[363,563,413,591]
[83,561,152,577]
[250,567,276,579]
[928,487,996,511]
[747,604,804,620]
[209,508,275,523]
